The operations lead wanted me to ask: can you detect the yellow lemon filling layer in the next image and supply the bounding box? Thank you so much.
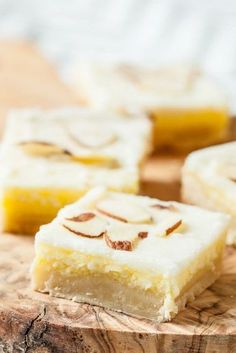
[32,234,225,298]
[1,183,138,235]
[152,108,228,151]
[1,187,86,235]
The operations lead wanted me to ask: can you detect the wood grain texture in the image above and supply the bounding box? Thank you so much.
[1,203,236,353]
[0,40,236,353]
[0,40,80,134]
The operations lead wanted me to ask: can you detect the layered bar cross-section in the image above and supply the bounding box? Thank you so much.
[32,187,229,322]
[74,63,229,151]
[0,108,152,234]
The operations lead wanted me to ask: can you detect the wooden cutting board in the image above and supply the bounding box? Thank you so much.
[0,40,79,134]
[0,40,236,353]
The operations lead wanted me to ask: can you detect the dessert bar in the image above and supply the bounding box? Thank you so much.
[32,187,229,322]
[0,108,151,234]
[74,63,229,151]
[182,142,236,245]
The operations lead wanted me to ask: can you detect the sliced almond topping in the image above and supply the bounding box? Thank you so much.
[71,154,119,168]
[166,220,182,236]
[62,213,107,238]
[19,141,71,158]
[155,216,183,237]
[151,203,177,211]
[104,224,144,251]
[118,65,198,94]
[66,212,95,222]
[97,198,152,224]
[138,231,148,239]
[104,233,133,251]
[69,130,117,149]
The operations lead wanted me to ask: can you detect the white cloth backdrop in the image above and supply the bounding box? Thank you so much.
[0,0,235,112]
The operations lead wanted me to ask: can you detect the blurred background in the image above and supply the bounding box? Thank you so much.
[0,0,235,112]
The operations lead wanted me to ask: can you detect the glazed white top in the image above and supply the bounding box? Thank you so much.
[183,141,236,206]
[36,187,229,276]
[0,108,151,189]
[74,63,227,112]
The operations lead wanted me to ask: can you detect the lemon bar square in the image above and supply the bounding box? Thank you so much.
[182,142,236,245]
[0,108,152,235]
[74,62,229,151]
[32,187,229,322]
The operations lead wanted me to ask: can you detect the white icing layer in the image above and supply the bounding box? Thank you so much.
[35,187,229,276]
[0,108,151,189]
[183,142,236,207]
[74,63,227,111]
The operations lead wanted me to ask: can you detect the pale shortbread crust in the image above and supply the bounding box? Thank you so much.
[32,249,222,322]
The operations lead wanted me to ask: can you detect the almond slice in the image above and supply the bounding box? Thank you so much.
[97,198,152,224]
[155,216,183,237]
[71,154,119,168]
[138,231,148,239]
[104,224,146,251]
[104,232,133,251]
[62,212,107,238]
[151,203,177,211]
[165,220,182,235]
[19,141,71,158]
[66,212,95,222]
[69,130,117,149]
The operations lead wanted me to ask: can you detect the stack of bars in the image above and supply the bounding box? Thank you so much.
[74,63,229,151]
[0,108,152,235]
